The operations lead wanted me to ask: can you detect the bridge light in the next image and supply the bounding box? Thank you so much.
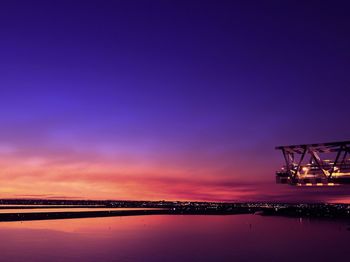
[276,141,350,186]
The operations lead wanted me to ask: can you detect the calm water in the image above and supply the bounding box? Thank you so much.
[0,214,349,262]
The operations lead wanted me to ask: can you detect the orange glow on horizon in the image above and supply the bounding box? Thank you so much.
[0,155,262,202]
[0,153,348,203]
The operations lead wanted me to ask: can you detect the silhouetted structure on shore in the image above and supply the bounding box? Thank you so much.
[0,200,349,221]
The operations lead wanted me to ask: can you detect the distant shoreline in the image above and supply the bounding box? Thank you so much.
[0,201,349,222]
[0,209,170,222]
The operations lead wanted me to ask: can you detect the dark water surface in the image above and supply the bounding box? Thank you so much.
[0,214,349,262]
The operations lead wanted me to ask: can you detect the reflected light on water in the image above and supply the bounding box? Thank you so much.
[0,215,350,261]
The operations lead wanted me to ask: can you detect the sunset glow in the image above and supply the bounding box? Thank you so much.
[0,1,349,203]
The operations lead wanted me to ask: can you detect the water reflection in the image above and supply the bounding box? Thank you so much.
[0,215,349,262]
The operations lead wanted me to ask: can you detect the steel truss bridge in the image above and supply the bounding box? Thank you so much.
[276,141,350,186]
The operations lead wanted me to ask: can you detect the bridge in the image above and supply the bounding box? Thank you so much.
[275,141,350,186]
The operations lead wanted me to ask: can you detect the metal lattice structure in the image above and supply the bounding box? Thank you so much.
[275,141,350,186]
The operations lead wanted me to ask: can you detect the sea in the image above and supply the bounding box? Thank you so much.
[0,211,349,261]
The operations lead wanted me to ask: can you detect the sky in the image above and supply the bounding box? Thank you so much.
[0,0,349,202]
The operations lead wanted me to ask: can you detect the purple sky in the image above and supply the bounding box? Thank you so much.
[0,1,349,202]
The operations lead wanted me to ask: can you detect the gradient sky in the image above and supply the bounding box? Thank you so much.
[0,0,350,202]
